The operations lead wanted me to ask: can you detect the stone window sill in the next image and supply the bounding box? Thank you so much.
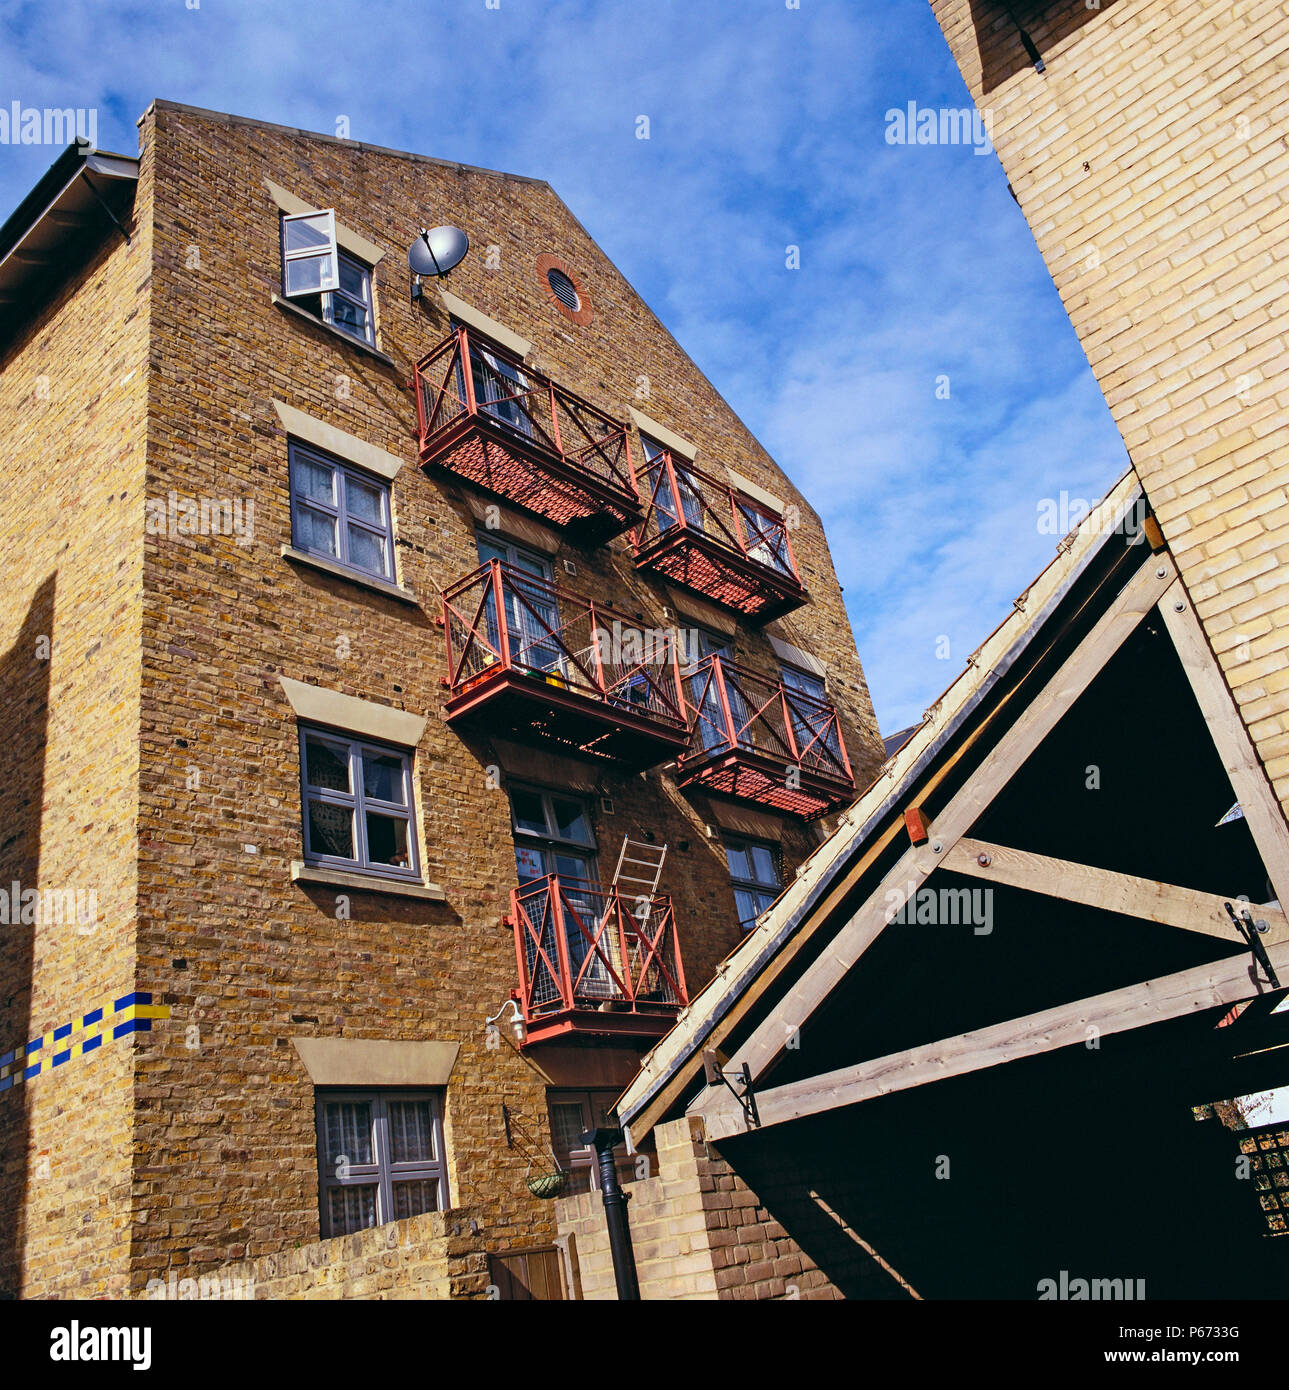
[271,294,398,367]
[282,545,419,605]
[291,861,446,901]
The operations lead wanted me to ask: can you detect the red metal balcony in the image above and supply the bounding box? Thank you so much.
[509,876,688,1045]
[632,450,807,623]
[440,559,690,767]
[676,654,854,818]
[415,326,642,544]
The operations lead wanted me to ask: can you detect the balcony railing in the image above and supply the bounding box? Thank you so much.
[415,326,642,543]
[676,654,854,818]
[509,875,688,1044]
[632,450,807,623]
[440,559,690,767]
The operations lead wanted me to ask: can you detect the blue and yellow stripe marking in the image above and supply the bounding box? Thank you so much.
[0,991,169,1092]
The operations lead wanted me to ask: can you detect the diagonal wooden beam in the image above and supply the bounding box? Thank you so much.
[711,553,1179,1091]
[1158,581,1289,909]
[700,941,1289,1141]
[942,837,1288,947]
[623,516,1153,1140]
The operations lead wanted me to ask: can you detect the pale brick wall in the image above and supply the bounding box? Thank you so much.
[0,136,155,1296]
[555,1119,843,1299]
[928,0,1289,814]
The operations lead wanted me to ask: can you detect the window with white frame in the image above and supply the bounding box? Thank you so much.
[724,834,782,932]
[316,1090,447,1237]
[299,728,419,879]
[289,441,394,582]
[281,209,339,295]
[280,211,376,347]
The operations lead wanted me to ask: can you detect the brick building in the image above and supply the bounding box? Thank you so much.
[0,100,883,1298]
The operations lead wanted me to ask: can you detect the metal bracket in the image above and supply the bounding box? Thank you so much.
[702,1050,760,1129]
[1224,901,1282,989]
[80,169,130,245]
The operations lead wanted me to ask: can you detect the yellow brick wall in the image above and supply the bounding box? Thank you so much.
[119,99,885,1292]
[0,142,154,1295]
[928,0,1289,812]
[1,94,886,1295]
[140,1206,482,1300]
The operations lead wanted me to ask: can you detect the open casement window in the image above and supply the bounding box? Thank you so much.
[724,834,782,932]
[281,209,340,296]
[642,435,704,532]
[300,729,420,880]
[316,1091,447,1237]
[290,441,395,581]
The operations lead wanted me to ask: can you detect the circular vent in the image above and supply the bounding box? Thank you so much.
[547,267,581,312]
[536,254,593,324]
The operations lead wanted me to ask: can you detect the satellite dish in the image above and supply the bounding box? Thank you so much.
[408,225,469,277]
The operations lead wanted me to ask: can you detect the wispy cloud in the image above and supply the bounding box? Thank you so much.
[0,0,1128,733]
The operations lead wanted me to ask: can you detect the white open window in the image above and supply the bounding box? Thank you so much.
[282,209,341,297]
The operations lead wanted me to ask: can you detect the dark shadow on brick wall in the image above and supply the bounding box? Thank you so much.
[970,0,1122,94]
[0,575,54,1296]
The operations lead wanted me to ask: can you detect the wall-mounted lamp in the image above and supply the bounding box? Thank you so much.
[485,996,526,1048]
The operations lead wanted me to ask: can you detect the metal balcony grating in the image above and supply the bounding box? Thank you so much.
[415,326,641,544]
[632,450,808,623]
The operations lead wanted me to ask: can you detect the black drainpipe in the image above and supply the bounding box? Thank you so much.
[583,1127,641,1300]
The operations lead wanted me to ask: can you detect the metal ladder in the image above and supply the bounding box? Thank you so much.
[611,836,668,923]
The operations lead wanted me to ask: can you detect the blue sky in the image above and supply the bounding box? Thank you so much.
[0,0,1128,736]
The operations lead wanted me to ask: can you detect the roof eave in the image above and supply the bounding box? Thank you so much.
[0,139,140,329]
[617,472,1145,1136]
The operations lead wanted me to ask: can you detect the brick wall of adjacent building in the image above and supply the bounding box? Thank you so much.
[0,93,883,1294]
[0,141,156,1295]
[928,0,1289,812]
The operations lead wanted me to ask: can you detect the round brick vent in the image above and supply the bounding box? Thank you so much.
[536,254,593,326]
[547,267,580,312]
